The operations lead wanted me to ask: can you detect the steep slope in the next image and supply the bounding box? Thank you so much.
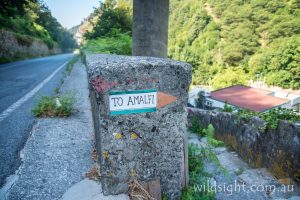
[169,0,300,90]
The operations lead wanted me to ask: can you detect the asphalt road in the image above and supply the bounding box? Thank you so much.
[0,53,73,186]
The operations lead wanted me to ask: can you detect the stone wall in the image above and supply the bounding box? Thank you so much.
[87,54,191,199]
[0,29,61,63]
[187,108,300,184]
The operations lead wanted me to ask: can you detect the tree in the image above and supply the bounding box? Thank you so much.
[0,0,76,51]
[84,0,132,40]
[211,67,248,90]
[168,0,300,89]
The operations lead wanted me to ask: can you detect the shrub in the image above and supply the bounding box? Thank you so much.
[236,109,259,123]
[211,68,249,90]
[180,144,215,200]
[203,124,224,147]
[221,101,233,112]
[189,117,204,136]
[260,108,300,129]
[32,95,75,117]
[81,32,132,55]
[235,107,300,129]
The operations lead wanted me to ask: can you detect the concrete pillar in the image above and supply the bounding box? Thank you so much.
[87,54,191,199]
[132,0,169,58]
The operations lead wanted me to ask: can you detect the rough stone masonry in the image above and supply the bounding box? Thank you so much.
[86,54,192,199]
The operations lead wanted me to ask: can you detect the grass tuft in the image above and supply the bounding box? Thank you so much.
[32,95,75,117]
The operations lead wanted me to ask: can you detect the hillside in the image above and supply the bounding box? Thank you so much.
[78,0,132,54]
[0,0,77,62]
[77,0,299,90]
[169,0,300,90]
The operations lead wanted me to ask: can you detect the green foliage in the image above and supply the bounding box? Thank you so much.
[0,0,31,18]
[162,194,168,200]
[236,108,300,129]
[249,36,300,89]
[203,124,224,147]
[32,95,75,117]
[180,144,215,200]
[183,124,229,199]
[0,0,76,51]
[202,124,214,139]
[169,0,300,89]
[221,102,233,113]
[211,68,249,90]
[236,109,259,123]
[260,108,300,129]
[82,0,132,55]
[169,0,221,86]
[82,31,131,55]
[189,117,204,136]
[84,0,132,39]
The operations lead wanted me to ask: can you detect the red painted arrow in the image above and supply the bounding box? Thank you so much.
[157,92,177,109]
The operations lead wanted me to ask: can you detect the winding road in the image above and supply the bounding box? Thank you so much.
[0,53,73,186]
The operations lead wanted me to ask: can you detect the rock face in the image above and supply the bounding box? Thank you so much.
[188,108,300,184]
[86,54,192,199]
[0,29,61,63]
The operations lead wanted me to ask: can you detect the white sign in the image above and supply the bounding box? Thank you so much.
[109,90,157,115]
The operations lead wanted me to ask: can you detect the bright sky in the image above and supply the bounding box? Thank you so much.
[43,0,100,29]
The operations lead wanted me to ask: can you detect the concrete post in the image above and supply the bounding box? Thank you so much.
[132,0,169,58]
[87,54,191,199]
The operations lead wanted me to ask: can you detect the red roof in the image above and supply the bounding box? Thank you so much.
[211,85,289,112]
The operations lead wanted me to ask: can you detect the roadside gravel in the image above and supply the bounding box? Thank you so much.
[7,62,95,200]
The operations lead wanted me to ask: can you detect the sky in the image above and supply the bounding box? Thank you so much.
[43,0,100,29]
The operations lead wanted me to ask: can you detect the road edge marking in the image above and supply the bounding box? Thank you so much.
[0,59,70,122]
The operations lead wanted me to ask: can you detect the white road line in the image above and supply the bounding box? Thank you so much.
[0,60,70,122]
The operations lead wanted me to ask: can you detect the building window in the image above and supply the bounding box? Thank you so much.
[205,101,212,108]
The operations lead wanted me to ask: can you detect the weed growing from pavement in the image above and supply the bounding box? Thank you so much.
[32,94,75,117]
[180,144,215,200]
[181,124,229,199]
[189,117,204,136]
[189,119,224,148]
[203,124,224,147]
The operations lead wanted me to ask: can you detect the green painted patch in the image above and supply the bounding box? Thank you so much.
[110,108,156,116]
[109,89,157,95]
